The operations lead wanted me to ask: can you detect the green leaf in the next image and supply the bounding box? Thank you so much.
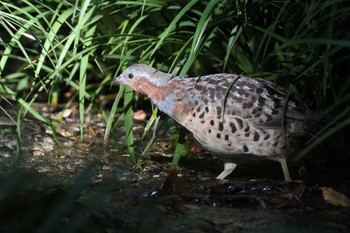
[124,86,136,164]
[104,85,125,147]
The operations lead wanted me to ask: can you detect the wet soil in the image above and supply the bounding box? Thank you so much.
[0,105,350,233]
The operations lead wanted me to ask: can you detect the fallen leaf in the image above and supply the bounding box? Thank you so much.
[76,143,91,151]
[161,167,187,195]
[320,187,350,207]
[287,181,306,199]
[190,143,204,154]
[133,110,147,121]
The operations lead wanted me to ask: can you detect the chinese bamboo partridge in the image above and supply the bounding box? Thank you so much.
[113,64,319,181]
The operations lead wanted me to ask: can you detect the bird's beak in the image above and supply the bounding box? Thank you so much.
[112,76,120,85]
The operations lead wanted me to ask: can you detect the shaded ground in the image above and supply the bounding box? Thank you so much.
[0,105,350,233]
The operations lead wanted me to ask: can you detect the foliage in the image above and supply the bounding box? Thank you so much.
[0,0,349,163]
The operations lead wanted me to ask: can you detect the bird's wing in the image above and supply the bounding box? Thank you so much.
[193,74,307,130]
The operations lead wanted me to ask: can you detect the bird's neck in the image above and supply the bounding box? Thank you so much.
[155,78,198,122]
[132,75,198,119]
[147,78,184,117]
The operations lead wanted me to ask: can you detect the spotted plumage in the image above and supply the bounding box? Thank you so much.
[113,64,319,181]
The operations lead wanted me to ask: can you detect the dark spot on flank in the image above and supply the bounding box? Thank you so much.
[230,122,237,133]
[252,109,257,114]
[264,133,270,140]
[228,143,232,147]
[196,106,201,112]
[196,85,204,91]
[255,113,261,117]
[224,135,229,141]
[192,113,196,117]
[271,109,279,115]
[201,119,205,124]
[215,85,224,92]
[244,125,250,132]
[264,85,276,96]
[205,106,209,113]
[241,80,253,88]
[216,106,222,116]
[272,141,278,146]
[199,112,205,119]
[216,92,223,100]
[232,96,243,103]
[273,99,281,109]
[208,79,217,84]
[243,145,249,152]
[256,88,264,94]
[266,114,272,122]
[237,88,245,96]
[274,91,283,98]
[274,103,281,109]
[210,120,215,126]
[242,102,253,109]
[236,118,243,129]
[253,131,260,141]
[204,98,209,104]
[257,96,265,107]
[195,100,198,105]
[216,133,221,139]
[189,78,196,83]
[209,89,215,98]
[208,129,211,133]
[245,132,250,137]
[218,122,224,131]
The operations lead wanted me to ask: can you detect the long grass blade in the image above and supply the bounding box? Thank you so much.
[123,86,136,164]
[104,85,125,147]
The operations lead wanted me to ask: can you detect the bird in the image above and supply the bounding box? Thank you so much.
[113,64,320,181]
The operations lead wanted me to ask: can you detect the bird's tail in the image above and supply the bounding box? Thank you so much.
[304,109,329,136]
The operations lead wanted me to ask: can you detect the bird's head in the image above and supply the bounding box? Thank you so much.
[113,64,175,91]
[112,64,179,103]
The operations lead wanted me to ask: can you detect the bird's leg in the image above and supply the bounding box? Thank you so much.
[278,157,291,181]
[216,162,237,180]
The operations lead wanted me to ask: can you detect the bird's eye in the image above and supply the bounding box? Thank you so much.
[128,73,134,79]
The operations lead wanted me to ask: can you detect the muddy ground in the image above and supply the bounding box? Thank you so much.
[0,105,350,233]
